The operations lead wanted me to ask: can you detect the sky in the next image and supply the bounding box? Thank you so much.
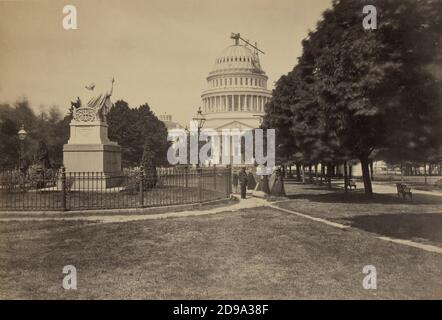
[0,0,333,125]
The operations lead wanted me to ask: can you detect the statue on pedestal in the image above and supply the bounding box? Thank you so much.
[69,78,115,123]
[63,77,122,188]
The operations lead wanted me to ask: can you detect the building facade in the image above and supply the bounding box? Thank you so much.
[201,35,272,132]
[159,114,184,131]
[199,35,272,166]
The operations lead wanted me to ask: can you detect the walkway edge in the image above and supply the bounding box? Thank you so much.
[0,197,234,217]
[268,204,350,229]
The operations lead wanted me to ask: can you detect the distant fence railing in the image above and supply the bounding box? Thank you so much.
[0,167,232,211]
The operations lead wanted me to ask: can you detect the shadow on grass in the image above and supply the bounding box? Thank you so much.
[342,213,442,244]
[286,190,442,205]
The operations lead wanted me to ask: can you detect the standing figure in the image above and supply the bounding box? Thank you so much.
[247,170,256,190]
[271,167,286,196]
[232,172,239,193]
[238,167,248,199]
[72,78,115,122]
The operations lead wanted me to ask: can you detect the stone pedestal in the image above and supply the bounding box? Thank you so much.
[63,120,122,189]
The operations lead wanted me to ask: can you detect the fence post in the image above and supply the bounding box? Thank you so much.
[61,166,67,211]
[213,166,217,191]
[225,165,232,197]
[139,165,144,208]
[198,167,202,203]
[229,165,233,195]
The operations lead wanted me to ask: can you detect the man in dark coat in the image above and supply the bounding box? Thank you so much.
[238,167,248,199]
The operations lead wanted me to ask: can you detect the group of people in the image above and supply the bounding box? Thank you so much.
[232,167,256,199]
[232,167,286,199]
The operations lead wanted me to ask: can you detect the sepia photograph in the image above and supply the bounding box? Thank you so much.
[0,0,442,309]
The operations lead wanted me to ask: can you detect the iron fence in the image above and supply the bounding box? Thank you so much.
[0,167,232,211]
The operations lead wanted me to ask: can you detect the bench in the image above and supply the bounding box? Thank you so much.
[348,179,357,189]
[396,183,412,200]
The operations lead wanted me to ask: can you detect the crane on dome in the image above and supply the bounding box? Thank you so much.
[230,32,265,55]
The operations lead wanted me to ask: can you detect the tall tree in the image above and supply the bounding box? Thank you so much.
[107,100,169,168]
[263,0,442,196]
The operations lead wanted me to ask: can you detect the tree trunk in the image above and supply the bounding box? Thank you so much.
[320,164,325,185]
[327,164,332,189]
[369,160,374,181]
[424,162,427,185]
[315,164,318,185]
[400,161,404,183]
[360,156,373,196]
[295,163,301,181]
[343,161,348,193]
[301,165,306,184]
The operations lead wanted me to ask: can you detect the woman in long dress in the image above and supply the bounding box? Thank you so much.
[270,168,286,196]
[247,171,256,190]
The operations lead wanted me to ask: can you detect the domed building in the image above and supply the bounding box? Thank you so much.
[201,34,272,131]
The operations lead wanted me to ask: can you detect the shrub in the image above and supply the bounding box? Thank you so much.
[141,138,158,189]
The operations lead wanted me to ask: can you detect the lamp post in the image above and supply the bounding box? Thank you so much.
[192,107,206,168]
[17,124,28,171]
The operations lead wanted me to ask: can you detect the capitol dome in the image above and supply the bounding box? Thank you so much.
[201,34,272,130]
[210,44,264,75]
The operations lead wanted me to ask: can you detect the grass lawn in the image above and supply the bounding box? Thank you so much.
[280,182,442,247]
[372,175,442,192]
[1,205,442,299]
